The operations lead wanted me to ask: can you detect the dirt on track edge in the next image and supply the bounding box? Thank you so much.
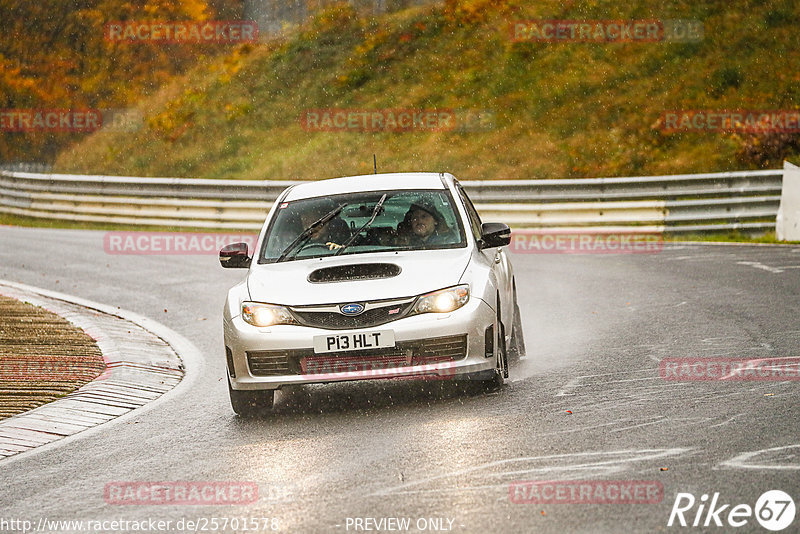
[0,295,106,420]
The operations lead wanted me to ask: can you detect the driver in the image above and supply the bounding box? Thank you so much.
[298,200,351,250]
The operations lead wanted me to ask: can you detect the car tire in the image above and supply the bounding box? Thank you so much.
[228,379,274,416]
[508,282,526,362]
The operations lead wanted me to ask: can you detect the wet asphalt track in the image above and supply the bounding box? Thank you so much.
[1,226,799,533]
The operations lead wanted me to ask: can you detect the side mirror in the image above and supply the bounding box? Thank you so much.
[219,243,252,269]
[479,222,511,249]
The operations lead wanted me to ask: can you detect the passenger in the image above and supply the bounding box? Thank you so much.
[395,199,453,247]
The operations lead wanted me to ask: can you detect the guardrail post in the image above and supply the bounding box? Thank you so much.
[776,160,800,241]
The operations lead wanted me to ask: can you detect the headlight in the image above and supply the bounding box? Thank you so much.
[242,302,296,327]
[412,285,469,315]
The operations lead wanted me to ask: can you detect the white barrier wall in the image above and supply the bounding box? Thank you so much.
[0,168,785,233]
[776,161,800,241]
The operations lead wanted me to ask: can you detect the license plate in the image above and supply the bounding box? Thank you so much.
[313,330,395,354]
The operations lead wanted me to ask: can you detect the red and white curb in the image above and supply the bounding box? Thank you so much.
[0,280,203,462]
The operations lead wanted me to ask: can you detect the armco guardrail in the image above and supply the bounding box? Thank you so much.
[0,169,784,233]
[0,162,53,174]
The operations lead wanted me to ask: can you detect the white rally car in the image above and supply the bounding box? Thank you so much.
[220,172,524,415]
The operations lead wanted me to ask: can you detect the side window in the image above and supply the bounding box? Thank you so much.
[457,184,483,242]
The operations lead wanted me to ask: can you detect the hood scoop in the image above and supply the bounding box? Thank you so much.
[308,263,402,283]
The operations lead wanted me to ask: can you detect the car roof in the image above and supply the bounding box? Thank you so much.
[282,172,453,201]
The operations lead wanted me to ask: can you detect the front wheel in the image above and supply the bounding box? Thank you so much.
[228,380,274,416]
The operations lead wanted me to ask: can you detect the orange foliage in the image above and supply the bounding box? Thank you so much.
[0,0,243,162]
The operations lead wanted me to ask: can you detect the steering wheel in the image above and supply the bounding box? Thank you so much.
[299,243,337,253]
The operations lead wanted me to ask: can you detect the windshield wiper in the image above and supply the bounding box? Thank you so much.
[334,194,387,256]
[276,204,344,263]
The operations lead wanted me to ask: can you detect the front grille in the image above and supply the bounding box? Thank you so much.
[290,300,415,330]
[246,334,468,377]
[409,335,469,362]
[246,350,292,376]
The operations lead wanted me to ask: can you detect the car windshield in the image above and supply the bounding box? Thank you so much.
[259,189,466,263]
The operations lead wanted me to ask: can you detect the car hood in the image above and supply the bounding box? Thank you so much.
[247,248,471,306]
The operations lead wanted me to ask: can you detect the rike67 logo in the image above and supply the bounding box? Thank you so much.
[668,490,796,531]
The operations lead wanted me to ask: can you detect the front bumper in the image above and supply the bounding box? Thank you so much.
[224,297,496,390]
